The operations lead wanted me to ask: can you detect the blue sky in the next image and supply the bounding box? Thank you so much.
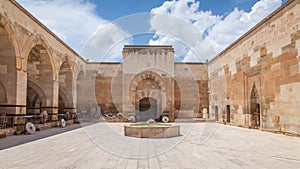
[17,0,287,62]
[92,0,277,20]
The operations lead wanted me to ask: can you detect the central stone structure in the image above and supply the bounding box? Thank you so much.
[124,124,180,138]
[122,45,176,122]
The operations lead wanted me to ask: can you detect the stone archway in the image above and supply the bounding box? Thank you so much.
[250,83,260,128]
[26,81,46,115]
[129,71,167,121]
[76,71,85,112]
[0,15,19,115]
[58,60,73,113]
[26,44,55,115]
[58,89,68,114]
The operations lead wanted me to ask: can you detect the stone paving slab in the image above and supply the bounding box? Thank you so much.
[0,123,299,169]
[0,123,81,150]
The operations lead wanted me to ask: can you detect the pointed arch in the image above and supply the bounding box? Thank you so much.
[0,14,19,106]
[58,60,74,113]
[76,71,85,111]
[129,71,168,120]
[250,82,260,128]
[26,39,55,111]
[250,83,259,114]
[22,35,55,78]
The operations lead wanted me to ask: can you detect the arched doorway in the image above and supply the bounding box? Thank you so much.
[58,90,68,113]
[58,61,73,113]
[76,71,85,112]
[0,16,18,115]
[250,83,260,128]
[129,71,167,121]
[138,97,157,121]
[26,81,46,115]
[26,44,54,116]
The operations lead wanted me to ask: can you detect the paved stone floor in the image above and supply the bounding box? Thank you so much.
[0,124,81,150]
[0,123,299,169]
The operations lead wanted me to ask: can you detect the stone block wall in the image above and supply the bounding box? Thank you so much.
[174,63,209,118]
[208,0,300,135]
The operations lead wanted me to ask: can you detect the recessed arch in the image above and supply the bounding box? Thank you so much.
[250,83,260,128]
[58,89,70,113]
[0,14,18,107]
[129,71,167,120]
[26,81,46,115]
[22,35,54,71]
[76,71,85,111]
[58,60,74,113]
[26,42,55,112]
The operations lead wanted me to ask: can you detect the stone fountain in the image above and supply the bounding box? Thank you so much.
[124,119,180,138]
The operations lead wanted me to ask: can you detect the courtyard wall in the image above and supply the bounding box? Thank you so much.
[208,0,300,135]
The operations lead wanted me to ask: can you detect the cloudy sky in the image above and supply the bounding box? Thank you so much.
[17,0,287,62]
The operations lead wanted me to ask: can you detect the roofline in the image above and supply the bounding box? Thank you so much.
[124,45,173,48]
[87,62,122,64]
[175,62,207,65]
[9,0,88,63]
[208,0,297,64]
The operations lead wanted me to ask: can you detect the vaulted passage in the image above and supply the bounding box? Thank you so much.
[58,61,73,113]
[76,71,85,112]
[26,45,54,115]
[0,17,17,114]
[26,81,46,115]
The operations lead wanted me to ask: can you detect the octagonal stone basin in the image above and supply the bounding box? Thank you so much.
[124,124,180,138]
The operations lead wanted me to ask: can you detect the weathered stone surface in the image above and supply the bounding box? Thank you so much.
[208,0,300,135]
[0,0,299,136]
[124,125,180,138]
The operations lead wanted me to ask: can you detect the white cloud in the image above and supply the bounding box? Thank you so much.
[17,0,107,53]
[149,0,283,62]
[206,0,282,53]
[17,0,283,62]
[149,0,219,62]
[16,0,132,61]
[81,23,132,62]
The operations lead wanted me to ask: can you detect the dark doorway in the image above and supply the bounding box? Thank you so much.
[138,97,157,121]
[250,83,260,128]
[226,105,230,123]
[215,106,218,121]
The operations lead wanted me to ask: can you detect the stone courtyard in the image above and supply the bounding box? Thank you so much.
[0,123,299,169]
[0,0,300,168]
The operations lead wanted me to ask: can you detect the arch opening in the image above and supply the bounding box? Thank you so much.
[129,71,167,121]
[58,61,73,113]
[26,44,54,115]
[250,83,260,128]
[0,18,17,110]
[26,81,46,115]
[76,71,85,112]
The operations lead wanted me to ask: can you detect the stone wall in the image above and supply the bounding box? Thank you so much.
[208,0,300,135]
[174,63,208,118]
[95,63,122,114]
[0,0,87,125]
